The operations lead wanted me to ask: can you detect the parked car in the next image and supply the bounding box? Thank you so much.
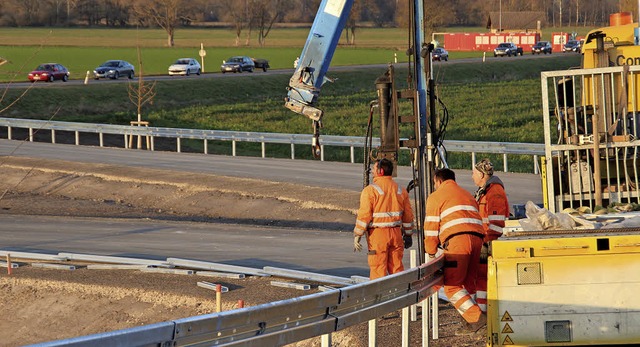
[251,58,270,72]
[168,58,201,76]
[493,42,523,57]
[564,40,581,53]
[432,47,449,61]
[221,56,255,73]
[27,63,69,82]
[532,41,552,54]
[93,60,135,80]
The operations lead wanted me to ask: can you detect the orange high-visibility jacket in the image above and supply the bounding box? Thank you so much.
[424,180,484,255]
[354,176,414,236]
[475,176,509,243]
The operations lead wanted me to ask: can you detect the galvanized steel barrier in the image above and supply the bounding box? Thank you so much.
[0,117,544,173]
[29,258,444,347]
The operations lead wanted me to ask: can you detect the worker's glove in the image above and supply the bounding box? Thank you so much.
[479,243,489,263]
[403,234,413,249]
[354,235,363,252]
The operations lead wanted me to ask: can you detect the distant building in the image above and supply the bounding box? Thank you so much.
[487,12,546,32]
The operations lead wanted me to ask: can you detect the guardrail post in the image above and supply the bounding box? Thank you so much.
[204,139,208,154]
[150,136,154,151]
[99,133,104,147]
[29,128,33,142]
[261,142,266,158]
[471,152,476,168]
[216,284,222,313]
[291,143,295,160]
[75,131,80,145]
[321,334,331,347]
[534,155,539,174]
[7,126,11,140]
[402,306,410,347]
[410,249,417,321]
[51,129,55,144]
[320,145,325,162]
[422,298,429,347]
[232,140,236,156]
[431,292,439,339]
[124,134,128,149]
[177,138,181,153]
[350,146,355,163]
[368,319,377,346]
[503,153,508,172]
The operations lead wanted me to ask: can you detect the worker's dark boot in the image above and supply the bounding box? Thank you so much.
[455,314,486,336]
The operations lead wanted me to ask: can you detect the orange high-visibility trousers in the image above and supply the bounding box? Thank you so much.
[476,262,488,312]
[367,227,404,280]
[443,233,484,324]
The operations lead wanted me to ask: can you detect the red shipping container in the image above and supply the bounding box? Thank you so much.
[443,32,540,52]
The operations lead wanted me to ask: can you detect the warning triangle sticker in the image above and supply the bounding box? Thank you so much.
[503,335,514,345]
[501,311,513,321]
[502,323,514,334]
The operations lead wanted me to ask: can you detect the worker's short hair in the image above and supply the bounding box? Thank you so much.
[434,168,456,182]
[475,158,494,176]
[377,158,394,176]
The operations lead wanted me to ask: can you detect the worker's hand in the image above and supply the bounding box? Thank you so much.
[479,243,489,263]
[403,234,413,249]
[354,235,363,252]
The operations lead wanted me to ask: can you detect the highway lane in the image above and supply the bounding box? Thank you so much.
[0,53,564,89]
[0,140,542,276]
[0,139,543,204]
[0,214,368,277]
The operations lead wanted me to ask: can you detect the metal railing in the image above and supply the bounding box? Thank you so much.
[30,257,444,347]
[542,66,640,212]
[0,117,544,173]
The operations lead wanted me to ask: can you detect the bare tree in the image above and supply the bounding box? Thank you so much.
[132,0,189,47]
[219,0,250,46]
[254,0,289,47]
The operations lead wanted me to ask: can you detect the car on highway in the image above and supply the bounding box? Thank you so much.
[493,42,523,57]
[531,41,552,54]
[168,58,201,76]
[564,40,581,53]
[27,63,70,82]
[221,56,255,73]
[432,47,449,61]
[93,60,135,80]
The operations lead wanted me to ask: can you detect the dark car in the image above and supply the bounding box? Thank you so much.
[432,47,449,61]
[27,63,69,82]
[532,41,552,54]
[221,56,255,73]
[493,42,523,57]
[564,40,580,53]
[93,60,135,80]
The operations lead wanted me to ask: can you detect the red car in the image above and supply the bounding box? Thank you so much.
[28,63,70,82]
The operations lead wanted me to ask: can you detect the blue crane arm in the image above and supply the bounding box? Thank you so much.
[284,0,354,122]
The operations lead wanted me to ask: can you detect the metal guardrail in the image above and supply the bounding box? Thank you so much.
[0,117,544,172]
[29,258,444,347]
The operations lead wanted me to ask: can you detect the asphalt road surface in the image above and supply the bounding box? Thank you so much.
[0,139,542,203]
[0,140,542,276]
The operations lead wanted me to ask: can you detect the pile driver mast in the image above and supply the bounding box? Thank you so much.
[284,0,446,264]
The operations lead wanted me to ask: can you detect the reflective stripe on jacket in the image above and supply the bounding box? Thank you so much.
[354,176,414,236]
[424,180,484,255]
[476,177,509,243]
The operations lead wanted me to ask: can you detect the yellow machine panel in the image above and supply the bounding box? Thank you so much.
[487,228,640,346]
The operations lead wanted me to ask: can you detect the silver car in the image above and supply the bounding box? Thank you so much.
[93,60,135,80]
[168,58,201,76]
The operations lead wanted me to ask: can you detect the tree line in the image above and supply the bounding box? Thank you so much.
[0,0,637,46]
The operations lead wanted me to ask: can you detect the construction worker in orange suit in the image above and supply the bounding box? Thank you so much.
[424,168,486,334]
[472,158,509,313]
[353,158,414,280]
